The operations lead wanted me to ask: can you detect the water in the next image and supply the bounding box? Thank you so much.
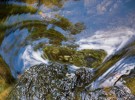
[0,0,135,99]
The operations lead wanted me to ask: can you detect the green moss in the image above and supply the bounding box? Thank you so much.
[43,46,106,68]
[15,19,68,46]
[18,0,65,8]
[0,14,84,46]
[124,77,135,95]
[0,56,15,94]
[0,4,37,21]
[0,25,7,44]
[50,15,85,35]
[28,26,67,45]
[50,15,72,30]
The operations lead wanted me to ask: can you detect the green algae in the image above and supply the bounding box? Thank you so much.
[19,0,65,8]
[0,56,15,84]
[25,15,85,46]
[42,0,65,8]
[43,46,106,68]
[28,26,67,45]
[0,4,37,21]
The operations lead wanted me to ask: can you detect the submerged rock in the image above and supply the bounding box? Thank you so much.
[43,46,107,68]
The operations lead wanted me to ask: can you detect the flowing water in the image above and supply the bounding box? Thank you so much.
[0,0,135,99]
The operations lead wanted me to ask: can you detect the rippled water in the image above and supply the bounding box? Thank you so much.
[0,0,135,99]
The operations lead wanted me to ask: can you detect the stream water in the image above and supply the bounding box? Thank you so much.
[0,0,135,99]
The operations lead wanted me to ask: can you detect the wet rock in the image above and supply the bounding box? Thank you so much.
[8,63,135,100]
[8,63,93,100]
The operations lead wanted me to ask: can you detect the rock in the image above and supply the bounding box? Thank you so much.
[8,63,93,100]
[44,46,107,68]
[0,56,15,99]
[8,63,135,100]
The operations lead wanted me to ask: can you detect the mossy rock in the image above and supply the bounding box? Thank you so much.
[43,46,107,68]
[123,77,135,95]
[0,56,15,99]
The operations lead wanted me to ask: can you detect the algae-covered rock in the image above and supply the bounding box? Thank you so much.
[122,68,135,95]
[43,46,107,68]
[124,77,135,95]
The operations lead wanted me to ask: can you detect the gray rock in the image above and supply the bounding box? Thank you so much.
[8,63,135,100]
